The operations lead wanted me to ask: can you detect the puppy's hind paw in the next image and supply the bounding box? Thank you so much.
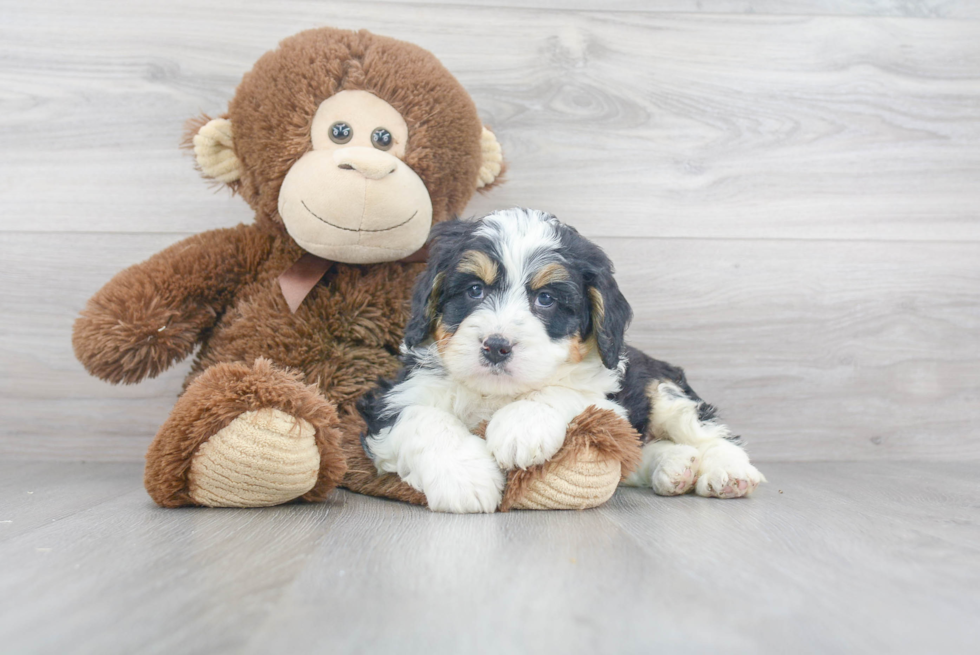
[695,459,765,499]
[650,445,700,496]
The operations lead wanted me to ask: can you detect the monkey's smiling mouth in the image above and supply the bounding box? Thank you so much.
[301,201,418,233]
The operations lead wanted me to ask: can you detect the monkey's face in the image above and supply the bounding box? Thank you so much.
[277,91,433,264]
[189,28,505,264]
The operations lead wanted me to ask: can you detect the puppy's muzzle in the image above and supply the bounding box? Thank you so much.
[481,335,513,365]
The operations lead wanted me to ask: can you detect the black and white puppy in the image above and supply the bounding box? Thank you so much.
[360,208,764,513]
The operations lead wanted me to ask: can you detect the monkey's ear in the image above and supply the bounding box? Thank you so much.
[475,126,504,190]
[187,116,242,184]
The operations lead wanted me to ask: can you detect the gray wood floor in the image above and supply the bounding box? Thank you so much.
[0,461,977,654]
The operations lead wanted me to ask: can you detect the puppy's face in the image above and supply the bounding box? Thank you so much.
[404,209,632,396]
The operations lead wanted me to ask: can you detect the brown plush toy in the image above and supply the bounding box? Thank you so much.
[72,27,640,511]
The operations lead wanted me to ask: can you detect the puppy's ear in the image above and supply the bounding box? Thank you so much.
[586,259,633,369]
[403,266,444,349]
[403,218,471,348]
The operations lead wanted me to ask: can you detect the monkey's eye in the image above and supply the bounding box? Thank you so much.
[371,127,393,150]
[329,122,353,144]
[466,283,484,300]
[535,291,556,308]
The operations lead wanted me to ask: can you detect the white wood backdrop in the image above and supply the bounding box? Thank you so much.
[1,0,978,462]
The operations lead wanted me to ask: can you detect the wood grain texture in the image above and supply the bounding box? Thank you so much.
[0,462,139,543]
[0,461,977,654]
[2,232,977,462]
[380,0,980,19]
[2,2,980,240]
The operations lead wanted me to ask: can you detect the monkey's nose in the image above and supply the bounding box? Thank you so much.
[333,147,397,180]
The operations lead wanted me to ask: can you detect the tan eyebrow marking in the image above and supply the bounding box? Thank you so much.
[456,250,498,285]
[531,263,570,290]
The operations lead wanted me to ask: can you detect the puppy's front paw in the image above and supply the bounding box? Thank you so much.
[651,445,700,496]
[485,400,567,470]
[421,441,506,514]
[695,446,765,499]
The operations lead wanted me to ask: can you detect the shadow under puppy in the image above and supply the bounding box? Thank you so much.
[359,208,765,513]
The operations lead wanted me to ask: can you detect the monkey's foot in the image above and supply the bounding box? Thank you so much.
[187,408,320,507]
[499,406,643,511]
[507,447,621,510]
[144,359,345,508]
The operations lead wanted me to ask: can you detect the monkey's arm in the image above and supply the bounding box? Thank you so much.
[72,224,275,384]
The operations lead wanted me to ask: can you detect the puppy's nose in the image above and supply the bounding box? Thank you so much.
[333,147,397,180]
[481,335,513,365]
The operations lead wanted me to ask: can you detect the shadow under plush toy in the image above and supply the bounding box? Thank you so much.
[72,27,642,511]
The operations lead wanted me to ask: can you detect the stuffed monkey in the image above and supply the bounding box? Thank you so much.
[72,27,639,510]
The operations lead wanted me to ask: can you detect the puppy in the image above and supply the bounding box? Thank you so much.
[360,208,765,513]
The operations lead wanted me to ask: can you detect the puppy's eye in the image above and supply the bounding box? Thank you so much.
[535,291,556,308]
[372,127,393,150]
[329,121,353,144]
[467,284,484,300]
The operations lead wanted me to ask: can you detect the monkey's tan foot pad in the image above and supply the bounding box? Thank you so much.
[506,448,621,511]
[187,408,320,507]
[498,406,643,511]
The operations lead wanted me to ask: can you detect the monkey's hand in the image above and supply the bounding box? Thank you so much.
[72,226,272,384]
[73,274,210,385]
